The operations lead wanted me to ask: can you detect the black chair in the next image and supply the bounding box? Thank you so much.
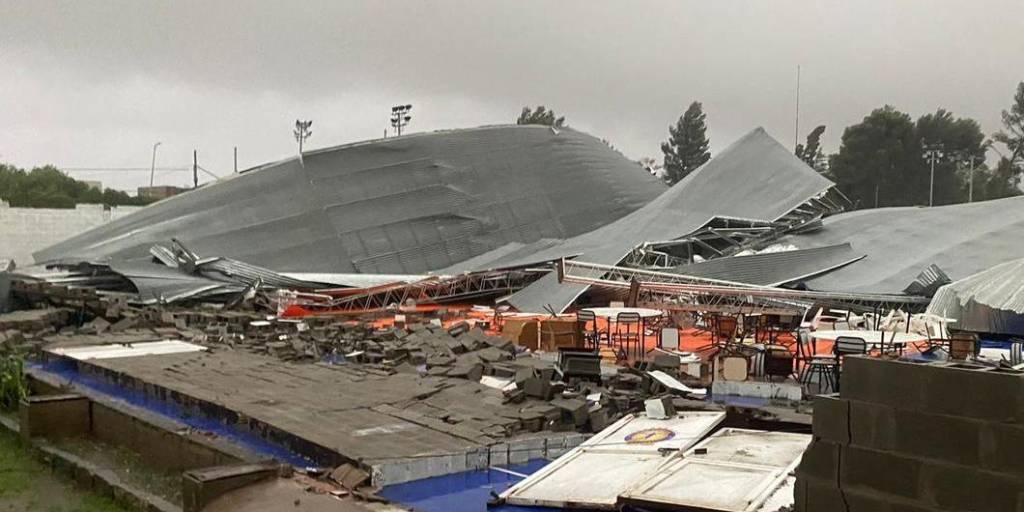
[798,329,837,393]
[576,310,601,350]
[833,336,868,391]
[613,312,642,360]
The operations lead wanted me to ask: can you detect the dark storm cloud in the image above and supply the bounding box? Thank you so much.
[1,0,1022,190]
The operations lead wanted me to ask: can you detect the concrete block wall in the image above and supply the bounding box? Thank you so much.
[795,356,1024,511]
[0,201,143,266]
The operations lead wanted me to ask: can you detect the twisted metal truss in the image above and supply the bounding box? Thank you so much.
[275,267,552,313]
[558,259,930,315]
[622,187,852,269]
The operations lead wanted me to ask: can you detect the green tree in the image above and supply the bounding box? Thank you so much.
[915,108,987,206]
[994,81,1024,164]
[0,162,157,208]
[829,106,919,208]
[971,157,1022,201]
[660,101,711,185]
[829,106,990,208]
[795,125,827,173]
[516,106,565,127]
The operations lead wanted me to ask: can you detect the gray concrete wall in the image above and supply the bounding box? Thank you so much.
[795,356,1024,511]
[0,200,142,266]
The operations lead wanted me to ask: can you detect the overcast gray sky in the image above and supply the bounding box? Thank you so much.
[2,0,1022,191]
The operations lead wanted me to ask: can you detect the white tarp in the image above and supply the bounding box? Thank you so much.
[620,428,811,511]
[500,411,726,509]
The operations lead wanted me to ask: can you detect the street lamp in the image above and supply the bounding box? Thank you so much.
[390,104,412,137]
[922,143,943,207]
[149,142,162,187]
[959,148,987,203]
[294,120,313,155]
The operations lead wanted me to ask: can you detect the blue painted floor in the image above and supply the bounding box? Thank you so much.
[29,359,315,467]
[380,459,560,512]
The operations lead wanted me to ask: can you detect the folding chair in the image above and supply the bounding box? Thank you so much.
[950,332,979,361]
[833,336,868,391]
[612,312,642,360]
[715,315,739,347]
[576,310,602,350]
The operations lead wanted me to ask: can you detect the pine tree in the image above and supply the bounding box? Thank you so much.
[516,106,566,127]
[994,82,1024,164]
[661,102,711,185]
[795,125,827,173]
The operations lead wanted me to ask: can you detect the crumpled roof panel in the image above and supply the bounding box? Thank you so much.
[780,195,1024,294]
[481,127,835,312]
[668,244,864,287]
[35,125,666,275]
[927,257,1024,335]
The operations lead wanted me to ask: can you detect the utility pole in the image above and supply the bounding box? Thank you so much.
[193,150,198,188]
[968,155,976,203]
[233,146,238,173]
[149,141,162,187]
[794,65,801,152]
[390,104,412,136]
[294,120,313,155]
[923,143,943,207]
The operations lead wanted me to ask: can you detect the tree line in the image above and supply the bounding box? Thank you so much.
[518,81,1024,208]
[0,163,157,209]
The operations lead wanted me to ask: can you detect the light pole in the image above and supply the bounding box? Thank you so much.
[294,120,312,155]
[149,142,162,187]
[923,143,943,207]
[390,104,412,136]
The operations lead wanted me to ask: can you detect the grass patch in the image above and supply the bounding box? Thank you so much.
[0,429,130,511]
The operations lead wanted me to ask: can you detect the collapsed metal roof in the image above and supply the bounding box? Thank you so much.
[448,127,836,313]
[667,243,864,287]
[927,257,1024,336]
[779,195,1024,294]
[35,125,666,275]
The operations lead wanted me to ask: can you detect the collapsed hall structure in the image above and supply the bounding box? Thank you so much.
[5,124,1024,512]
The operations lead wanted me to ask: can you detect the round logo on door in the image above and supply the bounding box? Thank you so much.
[624,428,675,444]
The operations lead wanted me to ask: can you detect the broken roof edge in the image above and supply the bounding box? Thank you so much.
[505,193,844,314]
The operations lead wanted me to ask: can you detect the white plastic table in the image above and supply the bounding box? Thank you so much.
[809,329,928,350]
[582,307,664,319]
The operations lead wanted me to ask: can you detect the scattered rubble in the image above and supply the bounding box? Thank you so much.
[6,279,707,439]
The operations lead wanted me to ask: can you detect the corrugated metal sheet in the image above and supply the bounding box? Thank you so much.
[34,125,666,275]
[927,257,1024,336]
[457,127,835,313]
[667,244,863,286]
[779,195,1024,294]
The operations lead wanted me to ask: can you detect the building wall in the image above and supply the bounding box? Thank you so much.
[795,356,1024,511]
[0,201,143,267]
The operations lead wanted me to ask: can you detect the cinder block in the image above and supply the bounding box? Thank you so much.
[979,423,1024,476]
[802,477,845,512]
[893,409,983,466]
[920,364,1023,423]
[812,394,849,444]
[842,488,936,512]
[849,400,896,452]
[795,439,840,483]
[918,461,1024,512]
[840,446,922,500]
[840,357,928,410]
